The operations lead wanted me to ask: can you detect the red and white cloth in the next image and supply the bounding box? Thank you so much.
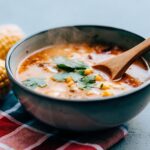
[0,92,128,150]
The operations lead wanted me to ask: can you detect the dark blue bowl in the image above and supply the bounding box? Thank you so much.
[6,25,150,131]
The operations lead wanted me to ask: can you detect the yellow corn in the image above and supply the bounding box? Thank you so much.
[0,59,10,98]
[67,80,74,87]
[0,24,24,59]
[100,82,111,90]
[95,74,103,81]
[65,76,73,83]
[101,90,113,97]
[84,68,93,75]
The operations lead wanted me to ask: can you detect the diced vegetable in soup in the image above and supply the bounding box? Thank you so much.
[16,44,149,100]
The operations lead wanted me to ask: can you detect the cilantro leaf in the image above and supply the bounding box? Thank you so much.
[53,72,83,82]
[78,75,96,90]
[78,82,95,90]
[75,69,85,75]
[53,56,88,71]
[22,78,47,89]
[53,73,68,81]
[53,57,96,90]
[81,75,96,84]
[69,72,83,81]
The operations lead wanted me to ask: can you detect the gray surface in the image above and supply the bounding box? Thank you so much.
[0,0,150,149]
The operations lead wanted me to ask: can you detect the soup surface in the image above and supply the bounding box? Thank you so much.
[16,44,150,100]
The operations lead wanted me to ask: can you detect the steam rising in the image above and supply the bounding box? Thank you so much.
[47,27,98,45]
[46,26,144,50]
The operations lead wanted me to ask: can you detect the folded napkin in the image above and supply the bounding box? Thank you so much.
[0,92,128,150]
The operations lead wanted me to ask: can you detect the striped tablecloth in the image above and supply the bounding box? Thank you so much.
[0,91,128,150]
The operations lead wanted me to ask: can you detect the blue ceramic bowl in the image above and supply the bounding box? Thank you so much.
[6,25,150,131]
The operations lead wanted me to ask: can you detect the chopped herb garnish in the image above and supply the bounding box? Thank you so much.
[69,73,83,81]
[81,75,96,84]
[78,75,96,90]
[53,57,97,90]
[100,83,104,89]
[53,73,68,81]
[53,72,83,82]
[53,56,88,71]
[75,69,85,75]
[22,78,47,89]
[78,82,95,90]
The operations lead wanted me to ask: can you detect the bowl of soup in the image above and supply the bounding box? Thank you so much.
[6,25,150,131]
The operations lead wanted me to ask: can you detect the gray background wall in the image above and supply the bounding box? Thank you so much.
[0,0,149,37]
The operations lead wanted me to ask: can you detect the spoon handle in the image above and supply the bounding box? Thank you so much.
[112,38,150,79]
[123,37,150,61]
[94,38,150,80]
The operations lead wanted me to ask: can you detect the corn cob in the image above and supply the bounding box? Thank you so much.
[0,59,10,98]
[0,24,24,59]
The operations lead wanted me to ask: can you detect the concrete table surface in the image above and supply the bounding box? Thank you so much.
[0,0,150,149]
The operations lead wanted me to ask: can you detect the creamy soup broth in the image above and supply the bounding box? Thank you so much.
[16,44,150,100]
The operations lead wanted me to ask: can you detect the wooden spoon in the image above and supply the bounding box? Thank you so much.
[93,38,150,80]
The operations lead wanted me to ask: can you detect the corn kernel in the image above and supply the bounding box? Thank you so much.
[84,68,93,75]
[101,90,113,97]
[95,74,103,81]
[67,80,74,87]
[66,76,73,83]
[100,82,111,90]
[0,59,10,98]
[0,24,24,59]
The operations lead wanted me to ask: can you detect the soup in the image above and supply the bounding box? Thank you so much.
[16,43,149,100]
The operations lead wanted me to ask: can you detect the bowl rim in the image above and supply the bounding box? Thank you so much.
[6,25,150,103]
